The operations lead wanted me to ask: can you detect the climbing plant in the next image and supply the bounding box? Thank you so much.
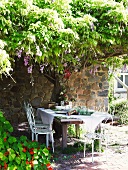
[0,0,128,76]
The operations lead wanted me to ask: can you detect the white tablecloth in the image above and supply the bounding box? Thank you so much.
[36,108,113,133]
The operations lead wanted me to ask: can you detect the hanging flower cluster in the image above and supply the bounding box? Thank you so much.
[64,69,71,79]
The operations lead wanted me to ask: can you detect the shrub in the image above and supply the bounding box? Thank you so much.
[109,99,128,125]
[0,111,53,170]
[68,125,76,137]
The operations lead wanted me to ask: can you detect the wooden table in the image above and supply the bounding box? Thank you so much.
[60,118,83,149]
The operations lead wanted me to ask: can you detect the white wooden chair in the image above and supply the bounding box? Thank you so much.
[24,102,55,152]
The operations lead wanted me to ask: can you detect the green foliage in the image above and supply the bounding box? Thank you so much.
[110,99,128,124]
[0,0,128,76]
[0,40,12,76]
[68,125,76,137]
[0,111,52,169]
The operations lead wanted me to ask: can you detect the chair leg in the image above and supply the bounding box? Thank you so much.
[46,134,49,147]
[84,142,86,157]
[92,140,94,163]
[32,132,34,141]
[51,133,54,153]
[36,134,38,141]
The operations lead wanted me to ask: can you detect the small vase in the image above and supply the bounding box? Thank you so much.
[61,101,64,106]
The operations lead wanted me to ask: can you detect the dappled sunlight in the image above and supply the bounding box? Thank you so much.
[17,122,29,131]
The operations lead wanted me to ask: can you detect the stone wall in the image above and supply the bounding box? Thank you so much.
[65,66,109,111]
[0,62,109,124]
[0,62,54,124]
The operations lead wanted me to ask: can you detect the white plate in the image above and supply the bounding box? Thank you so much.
[55,110,67,114]
[55,106,66,110]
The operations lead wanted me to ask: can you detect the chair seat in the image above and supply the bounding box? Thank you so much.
[35,119,44,124]
[85,132,103,140]
[33,128,54,134]
[34,123,50,128]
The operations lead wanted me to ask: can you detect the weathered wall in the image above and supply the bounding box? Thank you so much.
[65,66,109,111]
[0,62,109,125]
[0,62,54,124]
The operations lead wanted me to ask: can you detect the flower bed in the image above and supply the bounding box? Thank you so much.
[0,111,53,169]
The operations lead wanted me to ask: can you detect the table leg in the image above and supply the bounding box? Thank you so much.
[75,124,80,138]
[62,123,68,149]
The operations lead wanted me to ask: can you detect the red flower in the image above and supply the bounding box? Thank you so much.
[4,151,9,156]
[29,148,34,155]
[29,160,34,167]
[4,138,7,142]
[29,151,34,155]
[4,162,8,169]
[46,163,51,167]
[26,160,29,164]
[23,148,27,153]
[64,69,71,79]
[29,148,34,151]
[46,163,53,170]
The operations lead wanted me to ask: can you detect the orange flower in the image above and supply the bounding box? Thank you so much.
[48,167,53,170]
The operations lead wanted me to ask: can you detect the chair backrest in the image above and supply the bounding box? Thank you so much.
[24,101,28,112]
[27,107,36,130]
[24,101,35,130]
[24,101,35,116]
